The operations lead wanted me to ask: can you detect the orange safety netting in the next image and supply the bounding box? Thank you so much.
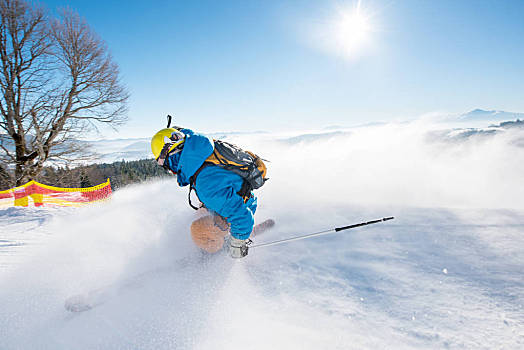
[0,179,112,208]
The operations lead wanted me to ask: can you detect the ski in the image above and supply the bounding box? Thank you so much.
[252,218,275,236]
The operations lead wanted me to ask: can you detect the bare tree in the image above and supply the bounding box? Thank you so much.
[0,0,128,186]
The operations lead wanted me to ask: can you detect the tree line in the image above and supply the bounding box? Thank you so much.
[0,158,172,191]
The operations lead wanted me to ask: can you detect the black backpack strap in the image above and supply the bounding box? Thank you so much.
[188,184,202,210]
[187,163,210,210]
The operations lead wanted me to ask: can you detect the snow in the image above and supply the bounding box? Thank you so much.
[1,121,524,349]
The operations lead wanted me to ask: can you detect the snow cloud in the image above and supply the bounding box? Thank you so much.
[236,119,524,211]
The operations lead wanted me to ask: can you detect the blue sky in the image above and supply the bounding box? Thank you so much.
[43,0,524,137]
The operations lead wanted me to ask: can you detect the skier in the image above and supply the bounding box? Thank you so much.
[151,127,261,258]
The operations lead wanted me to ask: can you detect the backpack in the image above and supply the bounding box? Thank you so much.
[188,139,268,210]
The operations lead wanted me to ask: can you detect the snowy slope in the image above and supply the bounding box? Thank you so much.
[1,122,524,349]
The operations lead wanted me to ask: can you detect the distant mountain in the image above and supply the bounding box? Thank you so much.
[426,117,524,146]
[279,131,350,144]
[459,109,524,122]
[3,112,522,166]
[87,138,151,163]
[496,119,524,129]
[84,132,269,164]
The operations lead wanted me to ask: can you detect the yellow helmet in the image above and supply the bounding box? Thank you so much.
[151,128,185,160]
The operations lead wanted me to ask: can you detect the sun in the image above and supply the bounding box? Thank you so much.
[303,0,376,60]
[332,1,373,58]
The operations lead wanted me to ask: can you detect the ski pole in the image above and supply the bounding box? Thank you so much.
[248,217,394,249]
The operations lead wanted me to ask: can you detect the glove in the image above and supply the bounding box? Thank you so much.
[228,236,249,258]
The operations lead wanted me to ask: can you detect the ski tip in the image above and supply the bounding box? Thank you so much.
[264,218,276,227]
[251,218,275,237]
[64,295,93,313]
[383,217,394,221]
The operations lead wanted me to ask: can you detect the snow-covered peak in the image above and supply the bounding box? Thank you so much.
[460,108,524,121]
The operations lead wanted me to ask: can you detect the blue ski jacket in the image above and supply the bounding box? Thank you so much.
[166,129,257,239]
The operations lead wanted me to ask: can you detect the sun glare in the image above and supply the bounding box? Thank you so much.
[332,1,373,59]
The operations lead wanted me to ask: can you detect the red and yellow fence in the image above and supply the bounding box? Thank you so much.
[0,179,112,208]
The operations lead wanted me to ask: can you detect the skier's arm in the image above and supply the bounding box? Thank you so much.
[195,169,257,239]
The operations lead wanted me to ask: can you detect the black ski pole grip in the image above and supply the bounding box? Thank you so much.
[167,114,172,128]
